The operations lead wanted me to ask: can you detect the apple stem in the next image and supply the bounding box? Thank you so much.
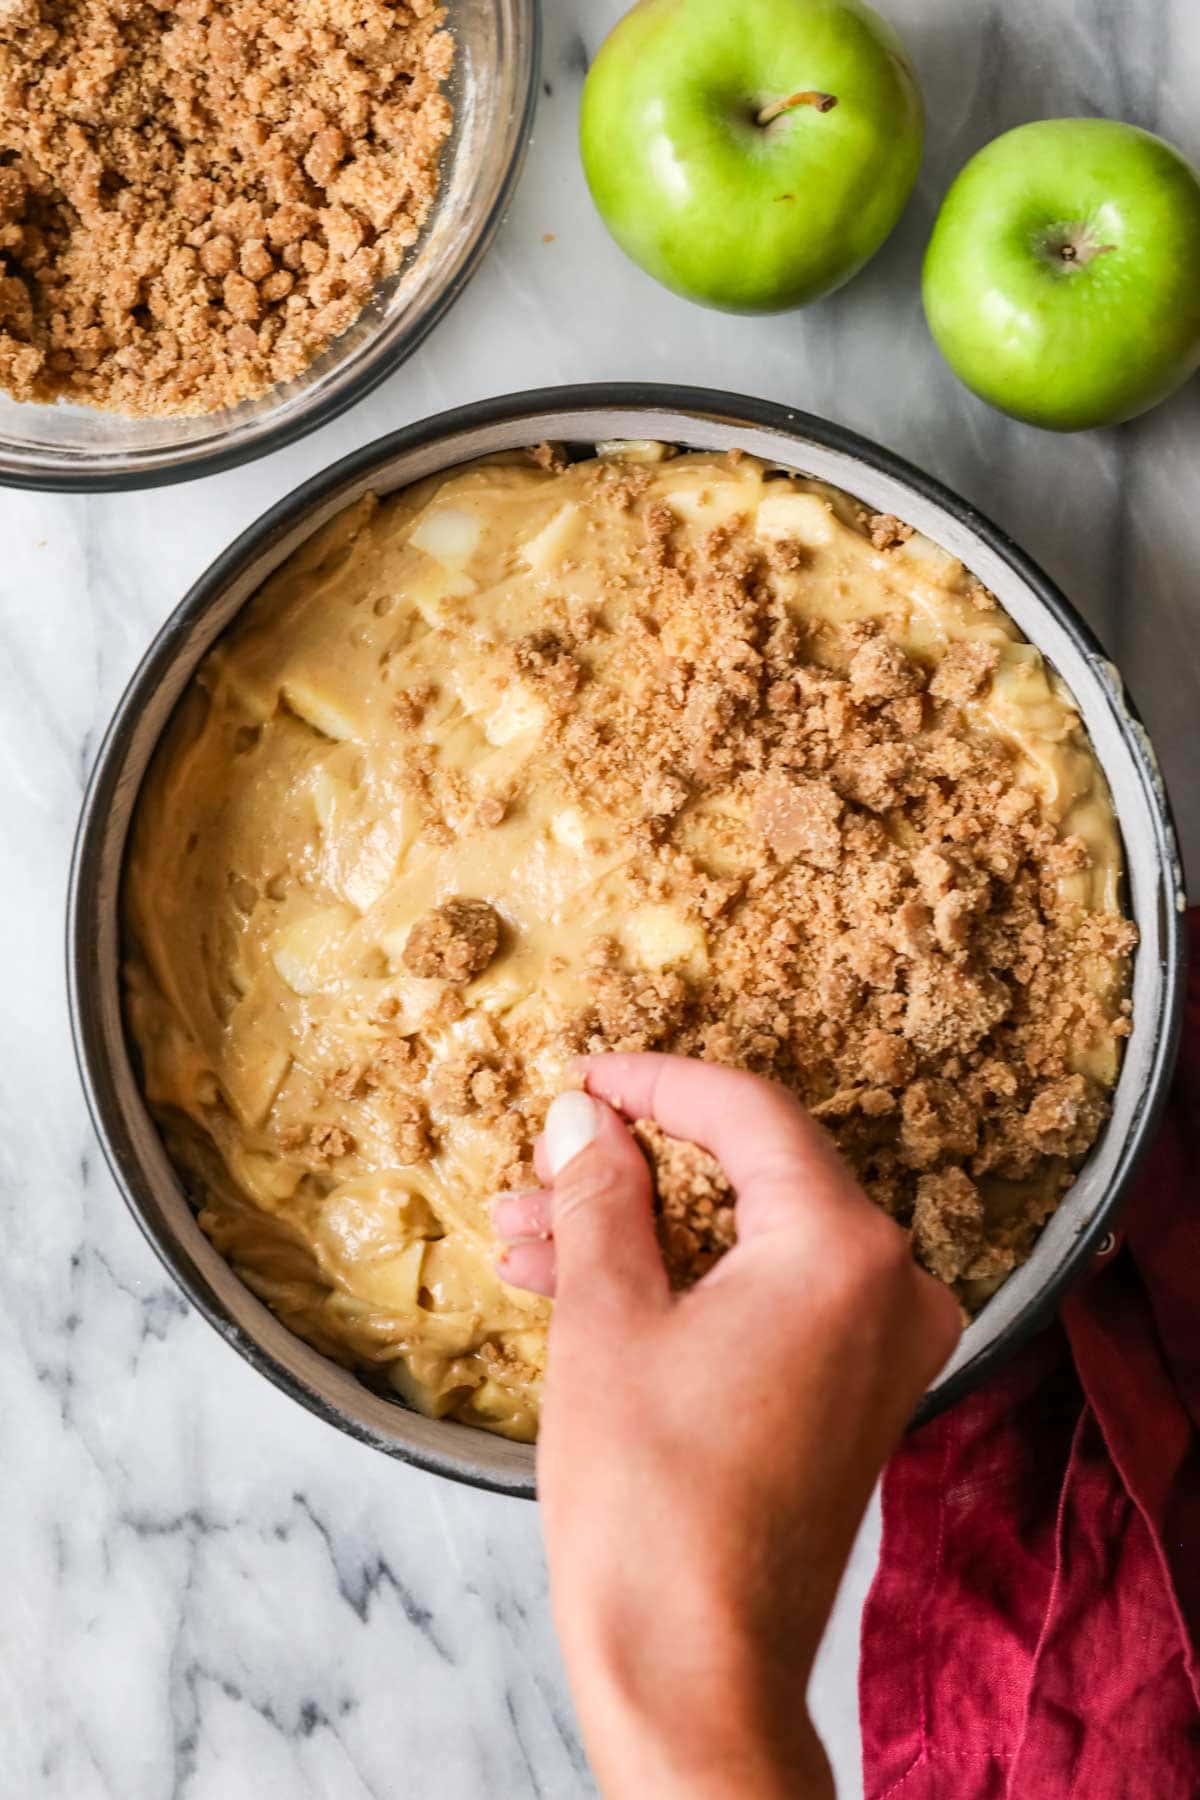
[1040,222,1118,270]
[756,90,838,127]
[1060,242,1116,265]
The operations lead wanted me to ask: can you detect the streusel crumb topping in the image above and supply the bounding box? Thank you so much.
[0,0,451,414]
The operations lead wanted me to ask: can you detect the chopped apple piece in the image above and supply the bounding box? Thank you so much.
[895,532,963,585]
[351,1241,428,1312]
[388,1356,466,1417]
[281,676,361,743]
[310,766,349,831]
[271,904,359,995]
[314,1176,440,1305]
[403,568,454,627]
[451,662,500,718]
[625,904,708,972]
[223,986,293,1126]
[549,805,605,850]
[485,682,546,746]
[595,439,674,462]
[470,959,534,1014]
[416,1239,489,1312]
[341,818,406,914]
[518,503,581,571]
[662,479,754,527]
[755,490,836,548]
[409,506,482,565]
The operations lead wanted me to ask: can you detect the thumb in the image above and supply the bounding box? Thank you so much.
[543,1091,669,1317]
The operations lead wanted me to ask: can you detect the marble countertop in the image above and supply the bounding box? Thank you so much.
[2,1,1197,1794]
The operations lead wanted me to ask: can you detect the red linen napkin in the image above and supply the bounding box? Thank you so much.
[860,911,1200,1799]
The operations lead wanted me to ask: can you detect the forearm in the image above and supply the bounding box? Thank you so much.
[519,1064,960,1800]
[566,1630,835,1800]
[582,1690,835,1800]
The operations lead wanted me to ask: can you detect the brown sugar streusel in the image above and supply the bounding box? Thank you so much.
[0,0,452,415]
[402,899,502,984]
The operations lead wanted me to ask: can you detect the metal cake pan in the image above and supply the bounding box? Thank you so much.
[68,385,1187,1497]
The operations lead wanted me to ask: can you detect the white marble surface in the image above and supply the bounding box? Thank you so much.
[2,1,1198,1794]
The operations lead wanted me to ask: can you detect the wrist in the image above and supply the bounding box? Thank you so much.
[572,1634,834,1799]
[591,1705,833,1799]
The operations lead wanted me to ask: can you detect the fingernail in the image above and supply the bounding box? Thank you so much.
[544,1090,598,1177]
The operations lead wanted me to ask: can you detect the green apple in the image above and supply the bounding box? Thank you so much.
[579,0,923,313]
[923,118,1200,431]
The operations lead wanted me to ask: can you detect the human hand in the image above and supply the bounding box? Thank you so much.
[494,1054,961,1799]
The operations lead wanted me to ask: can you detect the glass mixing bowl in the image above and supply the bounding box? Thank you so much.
[0,0,539,493]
